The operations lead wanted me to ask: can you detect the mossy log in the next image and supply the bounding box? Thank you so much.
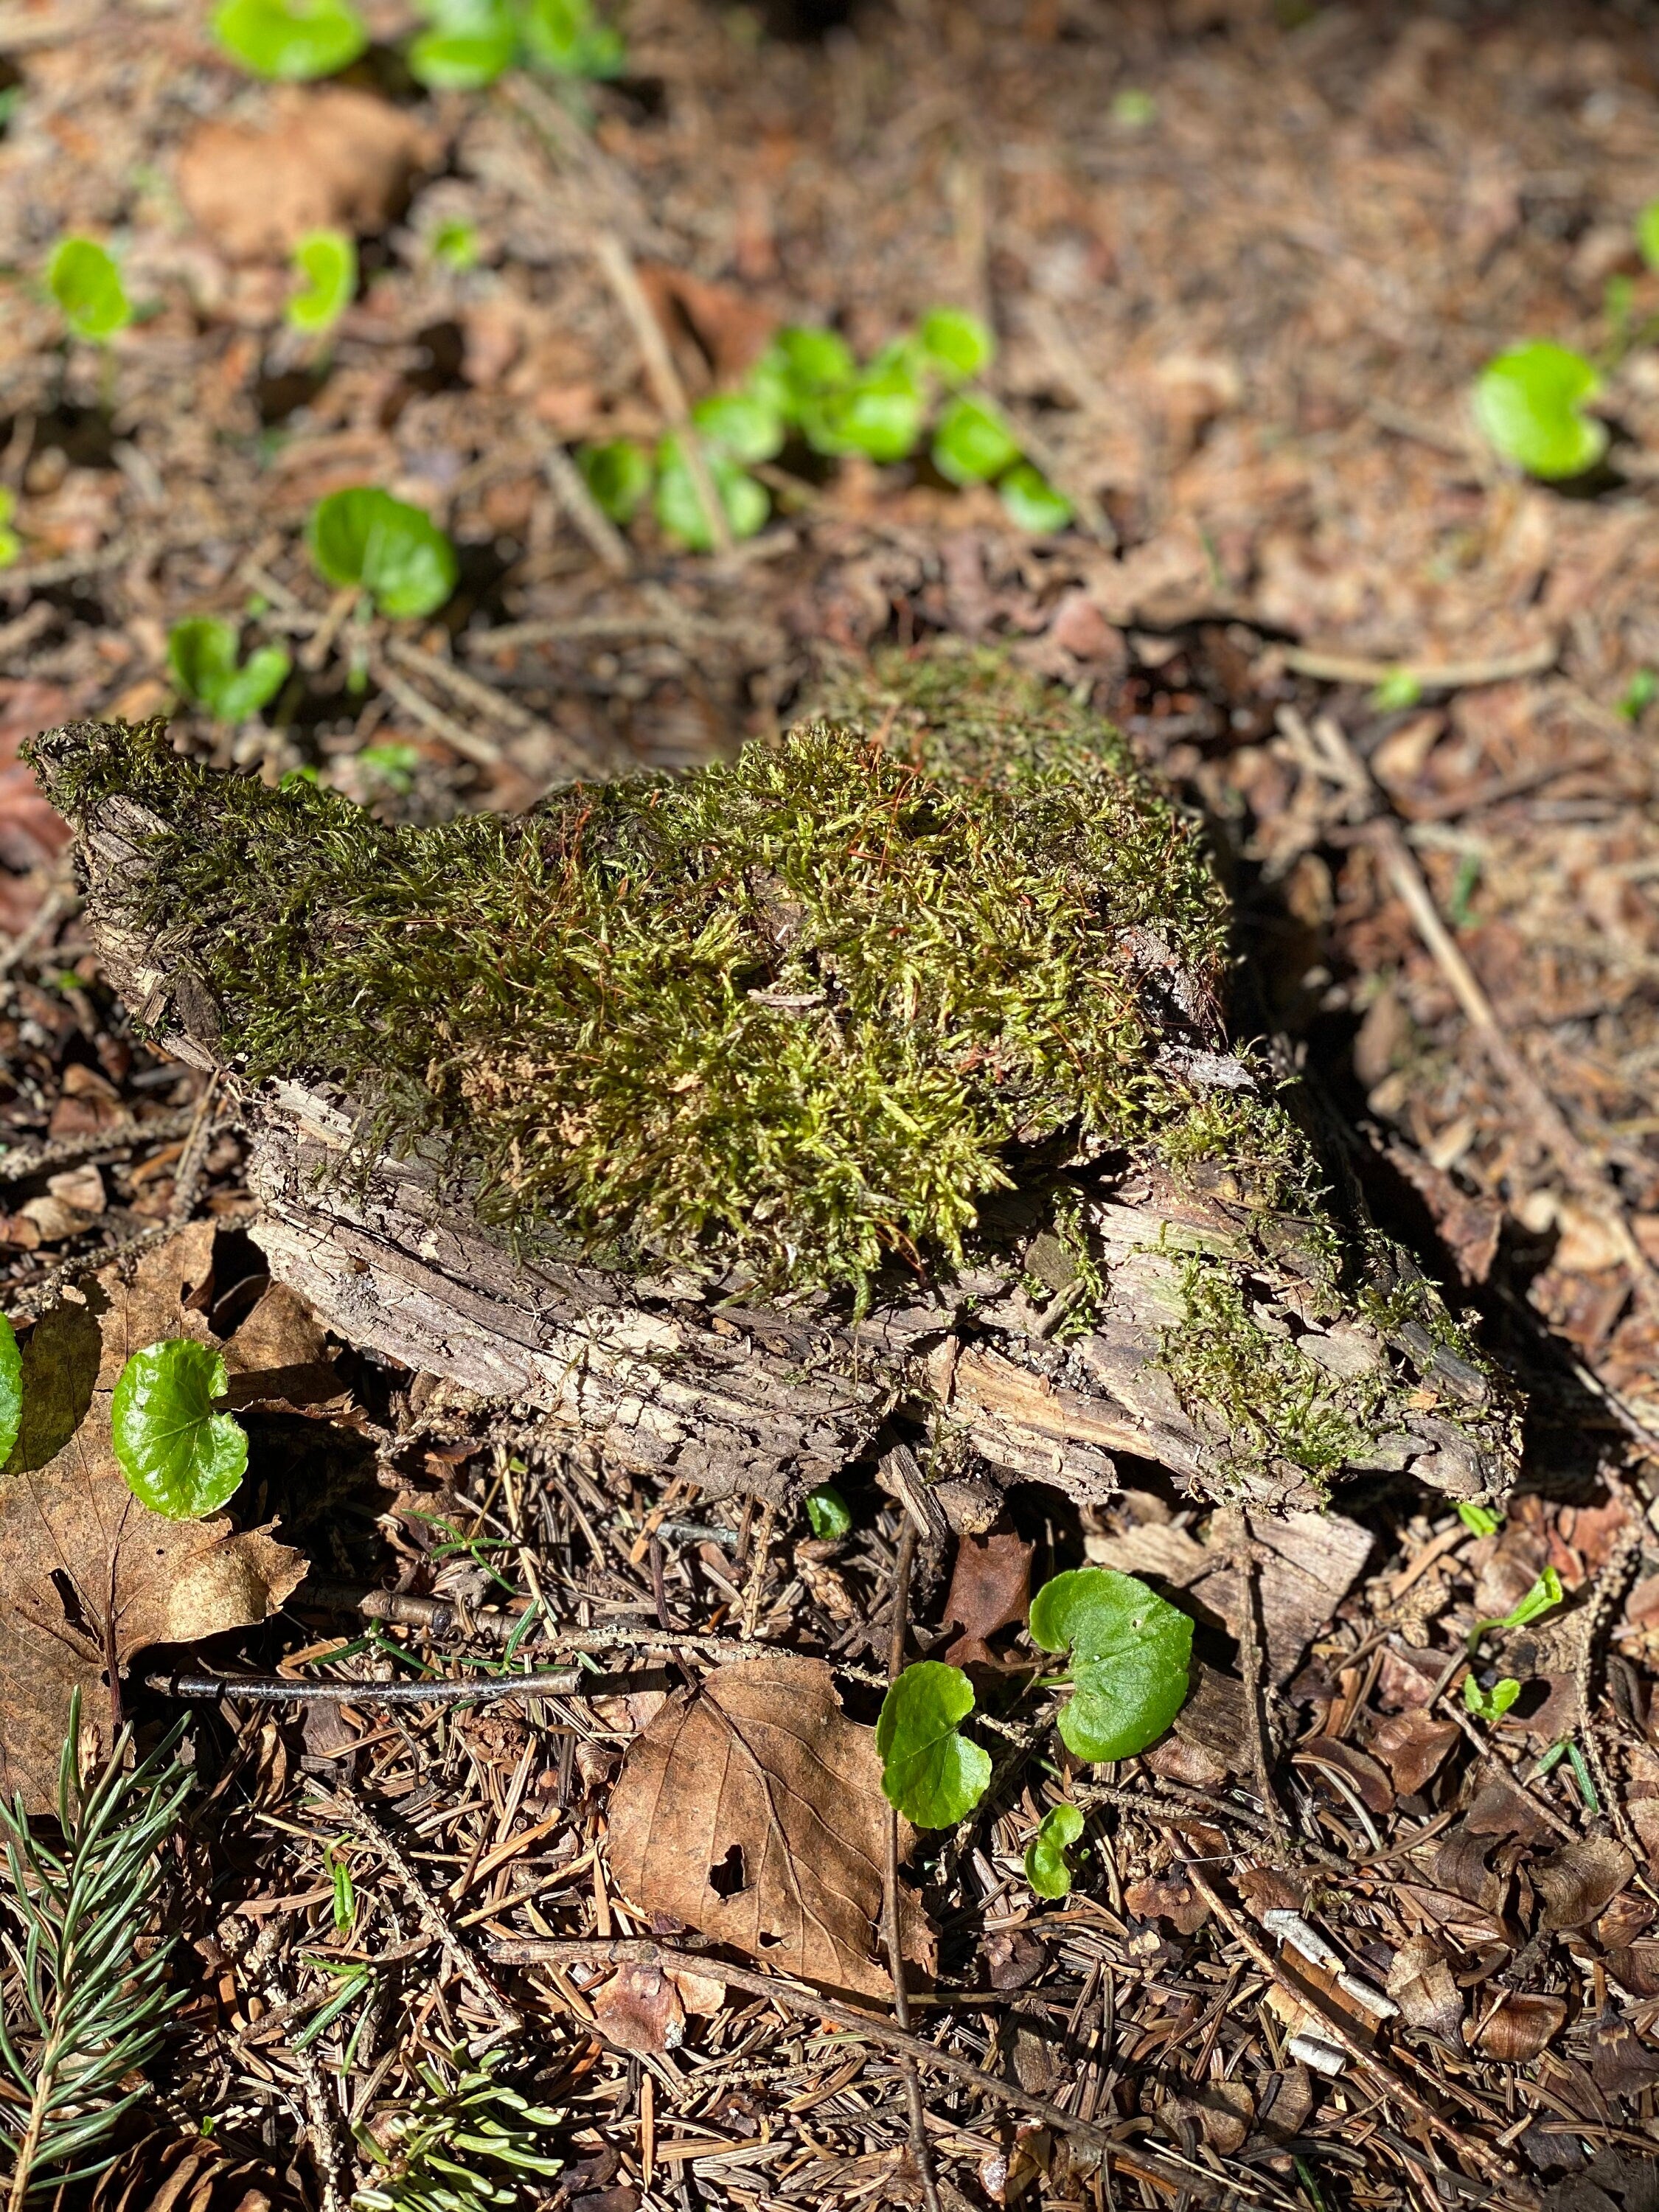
[27,650,1520,1522]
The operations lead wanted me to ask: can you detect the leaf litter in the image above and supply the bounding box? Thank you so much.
[1,0,1658,2205]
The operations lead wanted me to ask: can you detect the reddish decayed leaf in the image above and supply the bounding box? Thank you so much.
[1367,1708,1459,1797]
[939,1525,1034,1667]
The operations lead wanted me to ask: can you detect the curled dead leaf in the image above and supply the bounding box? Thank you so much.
[1367,1708,1459,1797]
[1590,2006,1659,2101]
[1534,1837,1634,1931]
[591,1963,685,2057]
[1597,1892,1655,1949]
[0,1227,317,1809]
[1385,1934,1465,2043]
[1604,1941,1659,1998]
[1475,1992,1568,2062]
[939,1524,1034,1668]
[605,1654,931,1997]
[1293,1736,1395,1817]
[1123,1874,1209,1935]
[1462,1773,1559,1844]
[1161,2081,1253,2155]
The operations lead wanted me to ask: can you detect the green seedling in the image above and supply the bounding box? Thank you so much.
[875,1660,992,1828]
[212,0,368,77]
[328,1843,357,1933]
[653,434,768,549]
[168,617,292,722]
[1027,1567,1192,1762]
[48,237,131,342]
[932,394,1021,485]
[1467,1564,1563,1654]
[1371,667,1423,712]
[521,0,625,77]
[1473,343,1607,480]
[1638,198,1659,274]
[358,742,420,793]
[1619,667,1658,721]
[408,0,518,88]
[751,325,858,424]
[307,487,458,618]
[1464,1674,1521,1723]
[803,354,927,464]
[1605,272,1635,341]
[355,2047,563,2212]
[111,1338,248,1520]
[578,438,653,523]
[0,489,18,571]
[917,306,994,386]
[692,390,785,466]
[431,217,481,270]
[1111,87,1157,127]
[0,1312,19,1466]
[999,461,1072,534]
[1456,1500,1503,1537]
[804,1483,851,1540]
[1446,849,1481,929]
[288,228,357,333]
[1023,1801,1085,1900]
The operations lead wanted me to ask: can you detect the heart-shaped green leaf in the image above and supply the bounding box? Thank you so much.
[803,358,925,464]
[520,0,625,78]
[111,1339,248,1521]
[1472,343,1607,481]
[875,1660,992,1829]
[212,0,368,78]
[653,438,769,549]
[288,228,358,333]
[803,1482,850,1540]
[48,238,131,343]
[692,392,785,467]
[307,487,458,619]
[1023,1801,1084,1899]
[932,394,1021,485]
[578,438,653,524]
[918,307,994,386]
[1028,1567,1192,1763]
[168,619,291,722]
[0,1313,21,1470]
[998,461,1072,535]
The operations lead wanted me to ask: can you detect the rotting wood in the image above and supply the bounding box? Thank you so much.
[29,688,1523,1523]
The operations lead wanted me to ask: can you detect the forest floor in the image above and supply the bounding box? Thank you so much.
[3,1,1659,2209]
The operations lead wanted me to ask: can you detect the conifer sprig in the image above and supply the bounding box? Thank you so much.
[0,1695,190,2209]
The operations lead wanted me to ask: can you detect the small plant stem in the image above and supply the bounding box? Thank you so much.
[7,2031,61,2212]
[740,1498,776,1641]
[883,1518,942,2212]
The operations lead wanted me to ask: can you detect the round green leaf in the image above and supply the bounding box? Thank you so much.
[170,619,291,720]
[0,1312,21,1470]
[692,391,785,466]
[1023,1801,1084,1900]
[431,218,481,271]
[212,0,369,78]
[755,326,856,425]
[1472,343,1608,480]
[932,394,1021,485]
[47,237,131,342]
[288,229,358,332]
[998,461,1072,534]
[307,487,458,618]
[919,307,994,385]
[875,1661,992,1829]
[214,644,293,720]
[654,439,769,550]
[408,19,518,86]
[111,1339,248,1521]
[578,439,653,523]
[803,1482,850,1540]
[804,361,925,464]
[1028,1567,1192,1764]
[521,0,626,77]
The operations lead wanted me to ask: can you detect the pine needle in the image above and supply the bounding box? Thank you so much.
[0,1693,191,2209]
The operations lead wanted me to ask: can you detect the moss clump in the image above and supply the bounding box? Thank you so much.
[41,649,1227,1301]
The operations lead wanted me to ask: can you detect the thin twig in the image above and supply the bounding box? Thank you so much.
[321,1780,524,2037]
[0,1106,195,1185]
[148,1666,589,1703]
[167,1071,220,1227]
[739,1498,776,1641]
[0,877,78,984]
[591,231,732,554]
[884,1518,942,2212]
[1280,637,1559,689]
[1220,1506,1287,1845]
[538,436,634,576]
[369,658,504,768]
[486,1936,1294,2209]
[381,636,597,777]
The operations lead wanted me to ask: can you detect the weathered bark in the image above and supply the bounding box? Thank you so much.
[42,735,1522,1523]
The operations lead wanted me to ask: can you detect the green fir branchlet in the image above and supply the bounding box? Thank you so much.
[0,1697,190,2208]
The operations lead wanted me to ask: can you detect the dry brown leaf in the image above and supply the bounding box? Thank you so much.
[1386,1934,1465,2043]
[1366,1708,1459,1797]
[1187,1509,1374,1686]
[1606,1942,1659,1999]
[1533,1837,1633,1931]
[1462,1772,1559,1844]
[939,1525,1034,1668]
[1161,2081,1253,2155]
[1476,1992,1567,2062]
[0,1228,314,1809]
[591,1963,686,2058]
[1590,2008,1659,2101]
[1293,1736,1395,1816]
[605,1654,931,1997]
[175,88,434,260]
[1123,1874,1210,1934]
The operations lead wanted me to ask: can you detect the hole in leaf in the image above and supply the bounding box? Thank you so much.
[708,1842,747,1896]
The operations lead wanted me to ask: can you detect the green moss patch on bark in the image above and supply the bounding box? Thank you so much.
[32,649,1231,1304]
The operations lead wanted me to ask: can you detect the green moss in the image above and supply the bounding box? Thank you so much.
[33,649,1228,1304]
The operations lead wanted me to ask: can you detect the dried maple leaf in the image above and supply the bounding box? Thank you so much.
[605,1654,932,1997]
[939,1525,1034,1668]
[0,1227,316,1809]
